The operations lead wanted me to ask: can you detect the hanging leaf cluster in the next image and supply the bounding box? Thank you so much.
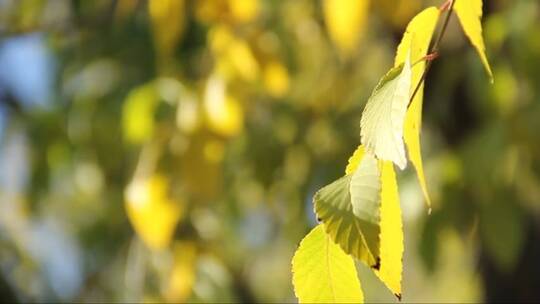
[292,0,493,302]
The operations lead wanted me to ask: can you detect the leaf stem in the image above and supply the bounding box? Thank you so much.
[411,52,439,68]
[408,0,457,104]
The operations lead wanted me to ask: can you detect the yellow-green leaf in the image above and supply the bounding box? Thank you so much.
[345,145,365,175]
[292,225,364,303]
[375,161,404,299]
[314,174,379,267]
[454,0,494,82]
[394,7,440,208]
[360,53,412,170]
[122,83,159,144]
[350,152,381,226]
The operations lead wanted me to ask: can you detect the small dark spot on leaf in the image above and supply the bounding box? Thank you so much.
[371,257,381,270]
[395,293,402,301]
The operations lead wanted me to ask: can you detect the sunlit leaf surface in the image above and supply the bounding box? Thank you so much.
[454,0,494,82]
[292,225,364,303]
[360,53,412,170]
[395,7,440,207]
[314,174,379,267]
[323,0,370,57]
[125,175,182,250]
[375,161,404,298]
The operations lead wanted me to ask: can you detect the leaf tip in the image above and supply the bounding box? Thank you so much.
[395,293,402,301]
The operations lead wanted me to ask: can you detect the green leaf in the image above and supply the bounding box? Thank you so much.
[454,0,494,82]
[360,52,412,170]
[292,225,364,303]
[314,175,380,267]
[394,7,440,208]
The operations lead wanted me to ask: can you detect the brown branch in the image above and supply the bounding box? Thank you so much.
[408,0,457,104]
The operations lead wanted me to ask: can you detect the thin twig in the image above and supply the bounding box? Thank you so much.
[409,0,456,104]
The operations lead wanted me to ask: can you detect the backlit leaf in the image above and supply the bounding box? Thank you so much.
[314,175,379,267]
[323,0,370,57]
[394,7,440,207]
[344,147,405,297]
[292,225,364,303]
[375,161,404,299]
[208,26,259,81]
[345,145,365,175]
[125,175,182,250]
[149,0,185,59]
[263,60,290,98]
[454,0,494,82]
[228,0,260,24]
[360,53,412,170]
[166,241,197,302]
[122,83,159,144]
[204,74,244,137]
[350,152,381,227]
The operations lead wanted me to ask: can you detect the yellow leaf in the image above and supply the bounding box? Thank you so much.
[292,225,364,303]
[228,39,259,81]
[203,139,225,163]
[394,7,440,208]
[122,83,159,144]
[209,24,231,49]
[263,60,290,98]
[454,0,494,82]
[208,26,259,81]
[344,150,404,298]
[394,7,440,76]
[204,75,244,137]
[323,0,369,57]
[176,89,201,134]
[125,175,182,250]
[228,0,259,23]
[345,145,365,175]
[193,0,217,23]
[375,161,404,299]
[166,241,197,302]
[149,0,185,59]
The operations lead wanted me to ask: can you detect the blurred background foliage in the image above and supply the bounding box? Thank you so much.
[0,0,539,302]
